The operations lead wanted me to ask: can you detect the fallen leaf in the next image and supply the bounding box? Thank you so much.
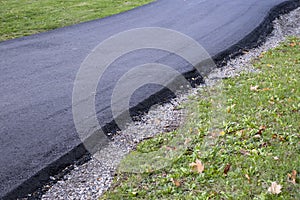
[259,53,265,58]
[256,125,266,135]
[268,182,282,194]
[272,134,278,139]
[250,85,259,91]
[143,186,149,190]
[245,174,251,183]
[262,88,272,91]
[165,146,176,151]
[223,163,231,175]
[184,138,192,145]
[259,142,269,148]
[288,170,297,185]
[292,170,297,183]
[290,42,297,47]
[189,159,205,173]
[174,180,181,187]
[279,136,285,142]
[240,149,250,156]
[227,104,236,113]
[171,178,181,187]
[273,156,279,161]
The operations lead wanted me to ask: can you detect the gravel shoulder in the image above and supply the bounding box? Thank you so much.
[39,7,300,200]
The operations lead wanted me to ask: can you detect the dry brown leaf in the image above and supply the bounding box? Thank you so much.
[288,170,297,185]
[227,104,236,113]
[272,134,278,139]
[290,42,297,47]
[279,136,285,142]
[268,182,282,194]
[259,53,265,58]
[223,163,231,175]
[184,138,192,145]
[189,159,204,173]
[240,149,250,156]
[245,174,251,183]
[292,170,297,184]
[256,125,266,135]
[165,146,176,151]
[174,180,181,187]
[259,142,269,148]
[262,88,272,91]
[171,178,181,187]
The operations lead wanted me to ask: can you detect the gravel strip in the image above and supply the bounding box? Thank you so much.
[40,7,300,200]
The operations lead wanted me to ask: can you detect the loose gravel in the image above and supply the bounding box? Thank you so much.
[39,7,300,200]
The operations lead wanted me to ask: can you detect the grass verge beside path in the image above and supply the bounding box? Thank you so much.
[102,37,300,199]
[0,0,153,41]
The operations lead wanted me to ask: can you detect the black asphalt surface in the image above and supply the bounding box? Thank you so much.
[1,0,299,199]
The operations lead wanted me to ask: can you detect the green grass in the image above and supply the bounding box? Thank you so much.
[102,37,300,199]
[0,0,153,41]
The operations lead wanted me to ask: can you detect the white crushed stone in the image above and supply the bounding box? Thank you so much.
[40,7,300,200]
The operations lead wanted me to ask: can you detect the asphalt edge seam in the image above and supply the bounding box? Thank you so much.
[3,1,300,199]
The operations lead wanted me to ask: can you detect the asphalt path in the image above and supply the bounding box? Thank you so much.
[0,0,299,199]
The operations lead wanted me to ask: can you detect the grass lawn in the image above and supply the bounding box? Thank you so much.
[0,0,153,41]
[102,37,300,199]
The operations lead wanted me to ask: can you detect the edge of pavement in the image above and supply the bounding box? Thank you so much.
[3,1,300,199]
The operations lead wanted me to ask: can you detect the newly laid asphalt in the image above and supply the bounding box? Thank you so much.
[1,0,299,199]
